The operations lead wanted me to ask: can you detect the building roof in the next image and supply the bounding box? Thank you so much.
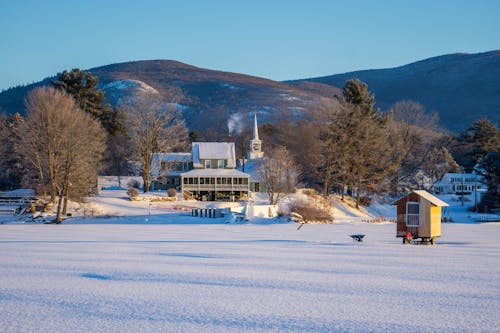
[192,142,236,168]
[392,190,449,207]
[239,158,262,182]
[151,153,192,176]
[153,153,192,162]
[181,168,249,178]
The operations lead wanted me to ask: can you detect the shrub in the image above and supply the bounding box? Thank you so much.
[289,192,334,223]
[127,179,141,189]
[126,187,139,200]
[167,188,177,198]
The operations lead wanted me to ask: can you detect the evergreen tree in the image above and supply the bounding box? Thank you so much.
[477,151,500,211]
[51,69,125,136]
[319,79,394,208]
[0,113,23,190]
[451,118,500,171]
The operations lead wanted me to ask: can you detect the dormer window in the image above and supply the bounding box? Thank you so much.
[218,160,225,168]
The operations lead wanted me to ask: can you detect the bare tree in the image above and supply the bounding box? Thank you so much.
[388,100,448,195]
[124,91,188,192]
[16,87,106,222]
[258,146,299,205]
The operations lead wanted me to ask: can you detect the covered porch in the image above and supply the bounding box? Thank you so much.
[181,169,250,201]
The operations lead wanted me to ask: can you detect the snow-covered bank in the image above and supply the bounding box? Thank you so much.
[1,222,499,332]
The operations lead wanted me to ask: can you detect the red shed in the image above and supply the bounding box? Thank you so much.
[393,190,448,244]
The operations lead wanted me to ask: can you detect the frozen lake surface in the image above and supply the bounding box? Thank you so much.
[1,222,499,332]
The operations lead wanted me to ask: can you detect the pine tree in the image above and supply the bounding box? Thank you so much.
[51,69,125,136]
[452,118,500,171]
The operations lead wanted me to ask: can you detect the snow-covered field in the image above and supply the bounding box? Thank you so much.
[1,190,499,332]
[1,221,499,332]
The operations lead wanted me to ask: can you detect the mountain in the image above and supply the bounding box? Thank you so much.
[289,51,500,132]
[0,51,498,133]
[0,60,339,135]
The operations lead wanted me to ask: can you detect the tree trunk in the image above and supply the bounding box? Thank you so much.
[56,190,64,223]
[62,184,69,215]
[143,177,150,193]
[356,177,361,209]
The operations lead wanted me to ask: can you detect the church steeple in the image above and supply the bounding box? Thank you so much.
[247,113,264,160]
[253,112,259,140]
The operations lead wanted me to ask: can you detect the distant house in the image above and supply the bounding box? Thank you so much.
[433,172,485,195]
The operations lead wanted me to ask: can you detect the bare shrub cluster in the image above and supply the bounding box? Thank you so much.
[289,190,334,224]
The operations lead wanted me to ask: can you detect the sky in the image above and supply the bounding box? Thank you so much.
[1,0,499,91]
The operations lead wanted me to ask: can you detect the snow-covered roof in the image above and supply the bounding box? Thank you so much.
[151,153,192,176]
[239,158,262,182]
[181,168,249,178]
[393,190,449,207]
[192,142,236,168]
[413,190,449,207]
[153,153,192,163]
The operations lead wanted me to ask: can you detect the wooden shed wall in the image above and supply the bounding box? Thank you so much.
[396,192,420,237]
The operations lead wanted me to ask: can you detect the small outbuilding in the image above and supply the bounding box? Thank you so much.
[393,190,449,244]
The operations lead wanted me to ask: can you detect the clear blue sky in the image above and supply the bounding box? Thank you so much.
[1,0,499,91]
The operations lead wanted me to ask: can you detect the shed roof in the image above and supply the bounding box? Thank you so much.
[392,190,449,207]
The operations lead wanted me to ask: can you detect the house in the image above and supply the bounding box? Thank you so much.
[150,153,192,191]
[180,142,249,201]
[393,190,448,244]
[433,172,485,195]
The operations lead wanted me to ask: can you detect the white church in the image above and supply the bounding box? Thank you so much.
[238,113,265,193]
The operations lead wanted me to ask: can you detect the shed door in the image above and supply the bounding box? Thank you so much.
[406,202,420,226]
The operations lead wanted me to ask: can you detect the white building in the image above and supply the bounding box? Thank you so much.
[239,113,265,192]
[433,172,486,195]
[181,142,249,201]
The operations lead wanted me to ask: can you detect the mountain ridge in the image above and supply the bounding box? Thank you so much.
[289,50,500,131]
[0,51,498,132]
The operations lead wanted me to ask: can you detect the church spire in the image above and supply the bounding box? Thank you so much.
[247,112,264,160]
[253,112,259,140]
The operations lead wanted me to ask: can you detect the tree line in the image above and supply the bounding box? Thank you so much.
[0,69,188,222]
[0,70,499,215]
[247,79,500,210]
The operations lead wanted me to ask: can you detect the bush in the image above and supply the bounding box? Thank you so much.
[289,192,334,223]
[127,179,141,189]
[126,187,139,200]
[167,188,177,198]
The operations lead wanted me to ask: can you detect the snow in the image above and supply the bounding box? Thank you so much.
[1,191,499,332]
[103,79,158,94]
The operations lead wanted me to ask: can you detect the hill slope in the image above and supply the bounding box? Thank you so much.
[1,52,498,132]
[0,60,338,135]
[289,51,500,131]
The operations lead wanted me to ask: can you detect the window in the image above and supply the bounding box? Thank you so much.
[204,160,211,168]
[218,160,224,168]
[175,178,179,185]
[406,202,420,227]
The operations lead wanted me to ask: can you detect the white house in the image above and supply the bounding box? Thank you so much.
[180,142,249,201]
[433,172,486,195]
